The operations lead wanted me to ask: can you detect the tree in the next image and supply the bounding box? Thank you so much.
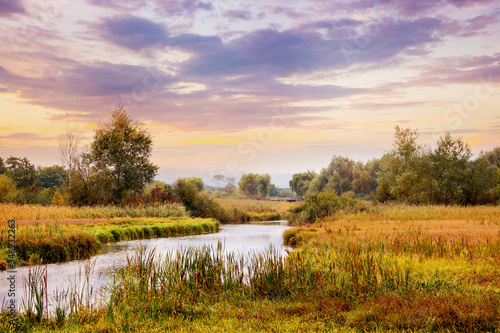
[225,184,236,196]
[496,168,500,201]
[58,125,81,186]
[297,156,378,199]
[68,151,106,205]
[430,133,471,205]
[212,174,226,188]
[484,147,500,168]
[289,170,316,197]
[464,154,496,204]
[212,173,236,188]
[173,178,228,221]
[5,156,38,188]
[306,173,328,195]
[324,156,356,195]
[0,174,17,202]
[256,174,271,196]
[37,165,68,188]
[238,173,258,196]
[186,177,204,192]
[376,126,432,203]
[88,107,158,203]
[0,157,7,175]
[269,184,280,197]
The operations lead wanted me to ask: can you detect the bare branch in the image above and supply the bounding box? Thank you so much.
[58,124,81,186]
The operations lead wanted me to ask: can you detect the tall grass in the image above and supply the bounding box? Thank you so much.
[332,203,500,223]
[5,242,499,332]
[0,217,219,267]
[1,199,292,224]
[0,202,187,221]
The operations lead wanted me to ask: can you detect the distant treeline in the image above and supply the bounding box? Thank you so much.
[1,124,499,207]
[290,127,500,205]
[0,157,68,205]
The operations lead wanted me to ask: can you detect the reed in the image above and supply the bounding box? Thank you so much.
[2,239,500,332]
[0,202,188,221]
[331,203,500,223]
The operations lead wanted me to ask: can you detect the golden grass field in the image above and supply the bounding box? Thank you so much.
[332,203,500,223]
[0,202,188,221]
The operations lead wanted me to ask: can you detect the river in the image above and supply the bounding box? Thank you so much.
[1,221,292,312]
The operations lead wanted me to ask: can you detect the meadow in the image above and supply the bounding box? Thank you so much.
[0,202,188,221]
[1,202,499,332]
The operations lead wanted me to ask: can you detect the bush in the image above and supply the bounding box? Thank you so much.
[173,178,230,222]
[291,190,368,223]
[0,174,17,202]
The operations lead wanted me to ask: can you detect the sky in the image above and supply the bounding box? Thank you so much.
[0,0,499,187]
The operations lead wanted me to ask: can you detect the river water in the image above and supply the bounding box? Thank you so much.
[1,221,292,312]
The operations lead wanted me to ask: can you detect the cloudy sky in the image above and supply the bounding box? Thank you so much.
[0,0,499,186]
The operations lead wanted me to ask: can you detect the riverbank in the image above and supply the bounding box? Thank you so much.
[0,217,219,269]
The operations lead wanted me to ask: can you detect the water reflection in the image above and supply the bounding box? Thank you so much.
[0,222,292,311]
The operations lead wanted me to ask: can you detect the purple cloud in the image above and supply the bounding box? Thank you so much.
[340,0,499,16]
[264,6,304,19]
[0,0,25,17]
[223,10,252,21]
[458,10,500,37]
[181,28,342,77]
[88,0,145,9]
[152,0,212,17]
[67,63,174,97]
[0,61,175,116]
[178,17,443,78]
[1,0,498,135]
[376,53,500,91]
[100,15,168,49]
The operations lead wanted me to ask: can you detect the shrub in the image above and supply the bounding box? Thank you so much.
[291,190,368,223]
[0,174,17,202]
[174,178,230,222]
[51,188,66,206]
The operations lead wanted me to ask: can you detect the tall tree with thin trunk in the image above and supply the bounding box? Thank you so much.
[58,124,81,186]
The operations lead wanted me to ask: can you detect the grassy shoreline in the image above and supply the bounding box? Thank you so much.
[0,217,219,269]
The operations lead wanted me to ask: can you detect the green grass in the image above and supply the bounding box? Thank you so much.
[0,217,219,267]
